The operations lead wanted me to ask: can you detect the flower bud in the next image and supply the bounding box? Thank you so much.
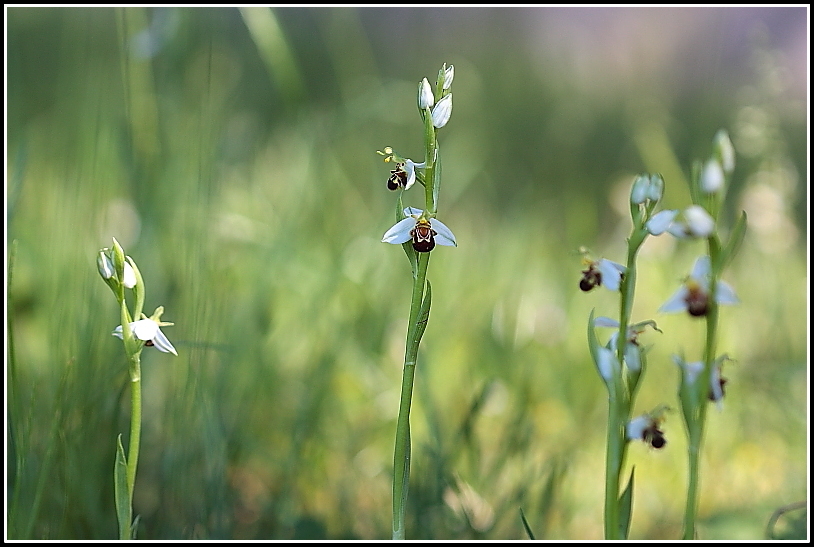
[111,237,127,281]
[431,93,452,128]
[122,260,137,289]
[714,129,735,174]
[630,175,650,205]
[418,78,434,109]
[700,159,724,194]
[648,174,664,202]
[646,209,678,236]
[98,250,115,280]
[684,205,715,237]
[442,64,454,90]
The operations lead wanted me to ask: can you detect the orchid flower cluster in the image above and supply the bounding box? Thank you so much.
[661,130,746,540]
[378,63,456,541]
[97,237,177,539]
[580,130,745,539]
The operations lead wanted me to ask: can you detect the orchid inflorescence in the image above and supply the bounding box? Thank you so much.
[579,130,746,540]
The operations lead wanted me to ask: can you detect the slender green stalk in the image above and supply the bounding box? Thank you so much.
[682,259,719,540]
[101,239,177,539]
[126,356,143,513]
[117,292,142,541]
[602,232,646,539]
[392,364,415,541]
[392,253,430,540]
[682,432,701,540]
[388,63,453,540]
[603,395,624,539]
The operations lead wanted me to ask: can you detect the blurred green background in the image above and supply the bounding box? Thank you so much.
[5,6,808,540]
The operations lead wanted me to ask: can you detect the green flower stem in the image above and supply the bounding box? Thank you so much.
[118,292,142,540]
[682,429,701,540]
[603,390,626,540]
[392,252,430,540]
[126,355,142,509]
[604,230,646,540]
[682,250,720,540]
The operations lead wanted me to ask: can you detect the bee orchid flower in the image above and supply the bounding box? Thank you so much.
[626,408,669,449]
[673,354,730,411]
[594,316,660,372]
[382,207,457,253]
[113,314,177,356]
[386,159,426,191]
[579,257,626,292]
[379,147,426,192]
[659,256,739,317]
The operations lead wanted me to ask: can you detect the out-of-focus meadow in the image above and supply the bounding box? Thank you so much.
[5,6,808,540]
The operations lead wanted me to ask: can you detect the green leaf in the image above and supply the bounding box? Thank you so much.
[114,435,132,540]
[410,281,432,356]
[718,210,747,271]
[618,467,635,539]
[587,309,600,367]
[708,233,722,273]
[688,160,701,207]
[519,507,536,540]
[131,514,141,540]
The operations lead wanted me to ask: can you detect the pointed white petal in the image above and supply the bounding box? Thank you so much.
[659,287,690,313]
[403,160,417,190]
[430,218,457,247]
[403,207,424,218]
[715,281,740,305]
[597,259,624,291]
[593,316,620,328]
[625,342,641,372]
[690,255,712,280]
[596,346,615,383]
[382,217,415,244]
[607,331,620,351]
[112,325,124,339]
[151,328,178,356]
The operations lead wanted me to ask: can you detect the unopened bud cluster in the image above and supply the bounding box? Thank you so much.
[97,238,177,357]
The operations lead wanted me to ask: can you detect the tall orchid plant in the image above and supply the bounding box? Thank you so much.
[581,130,746,539]
[378,63,456,540]
[97,238,177,539]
